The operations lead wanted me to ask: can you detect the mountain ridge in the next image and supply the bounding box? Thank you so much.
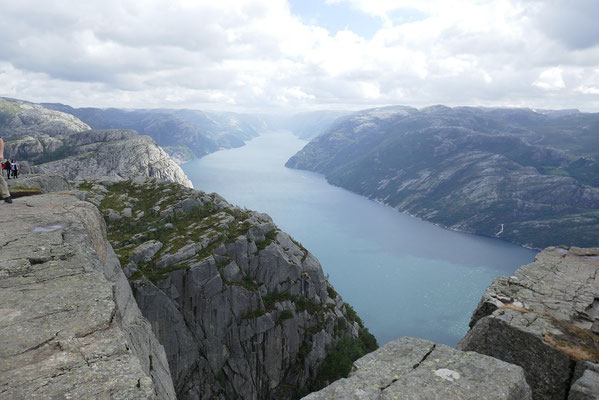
[286,105,599,249]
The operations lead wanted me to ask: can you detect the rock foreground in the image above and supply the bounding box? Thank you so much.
[3,176,599,400]
[302,336,532,400]
[458,246,599,400]
[0,193,176,399]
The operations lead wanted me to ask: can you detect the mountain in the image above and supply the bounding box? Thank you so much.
[41,103,265,162]
[1,97,192,187]
[286,105,599,249]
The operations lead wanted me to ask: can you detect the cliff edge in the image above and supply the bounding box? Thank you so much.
[0,193,176,399]
[458,246,599,400]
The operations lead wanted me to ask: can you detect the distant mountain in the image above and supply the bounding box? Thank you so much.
[1,97,191,187]
[41,104,265,162]
[286,105,599,249]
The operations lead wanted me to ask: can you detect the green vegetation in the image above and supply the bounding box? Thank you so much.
[256,229,278,250]
[277,309,294,323]
[299,302,378,392]
[76,179,257,283]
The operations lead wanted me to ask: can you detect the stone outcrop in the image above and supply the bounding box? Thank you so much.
[457,246,599,400]
[34,130,193,188]
[77,177,377,399]
[302,336,532,400]
[0,193,176,399]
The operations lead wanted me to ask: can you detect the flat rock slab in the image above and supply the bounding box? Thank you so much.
[458,246,599,400]
[0,194,158,399]
[302,337,531,400]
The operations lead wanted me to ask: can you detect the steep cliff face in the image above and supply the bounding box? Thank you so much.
[1,98,192,188]
[457,246,599,400]
[286,106,599,249]
[0,192,176,399]
[35,130,193,187]
[77,178,376,399]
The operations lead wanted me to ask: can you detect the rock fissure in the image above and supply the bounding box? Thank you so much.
[411,343,436,371]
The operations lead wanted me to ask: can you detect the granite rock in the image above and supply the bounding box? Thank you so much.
[0,193,176,399]
[458,246,599,400]
[302,337,532,400]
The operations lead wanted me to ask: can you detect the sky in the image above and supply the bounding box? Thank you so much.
[0,0,598,112]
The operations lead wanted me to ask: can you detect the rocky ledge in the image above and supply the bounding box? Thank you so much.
[0,193,176,399]
[303,336,531,400]
[457,246,599,400]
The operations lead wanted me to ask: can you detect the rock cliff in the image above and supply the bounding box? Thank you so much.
[77,177,377,399]
[286,106,599,249]
[34,130,192,187]
[1,98,192,188]
[457,246,599,400]
[0,192,176,399]
[303,336,532,400]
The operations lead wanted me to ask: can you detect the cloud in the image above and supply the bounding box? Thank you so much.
[533,0,599,50]
[0,0,598,111]
[533,67,566,90]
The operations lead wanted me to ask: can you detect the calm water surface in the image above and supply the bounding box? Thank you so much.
[182,131,537,346]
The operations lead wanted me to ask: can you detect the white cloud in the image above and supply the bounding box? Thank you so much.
[533,67,566,90]
[0,0,598,111]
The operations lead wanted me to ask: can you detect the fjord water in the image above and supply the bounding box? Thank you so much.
[182,131,537,346]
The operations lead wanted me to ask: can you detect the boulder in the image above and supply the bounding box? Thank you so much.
[458,246,599,400]
[302,337,532,400]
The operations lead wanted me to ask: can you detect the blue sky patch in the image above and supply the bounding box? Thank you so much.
[288,0,382,39]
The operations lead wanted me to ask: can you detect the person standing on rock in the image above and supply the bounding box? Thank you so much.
[11,160,18,179]
[3,159,11,179]
[0,137,13,203]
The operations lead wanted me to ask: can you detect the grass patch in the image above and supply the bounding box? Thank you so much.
[277,309,294,323]
[543,319,599,362]
[312,329,378,389]
[256,229,278,250]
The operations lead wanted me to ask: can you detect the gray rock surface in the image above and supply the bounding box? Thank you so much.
[6,174,71,193]
[569,369,599,400]
[34,130,193,188]
[302,337,532,400]
[0,193,176,399]
[458,246,599,400]
[0,97,90,138]
[79,178,376,400]
[1,98,192,188]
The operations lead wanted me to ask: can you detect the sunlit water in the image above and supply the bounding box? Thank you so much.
[182,131,537,346]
